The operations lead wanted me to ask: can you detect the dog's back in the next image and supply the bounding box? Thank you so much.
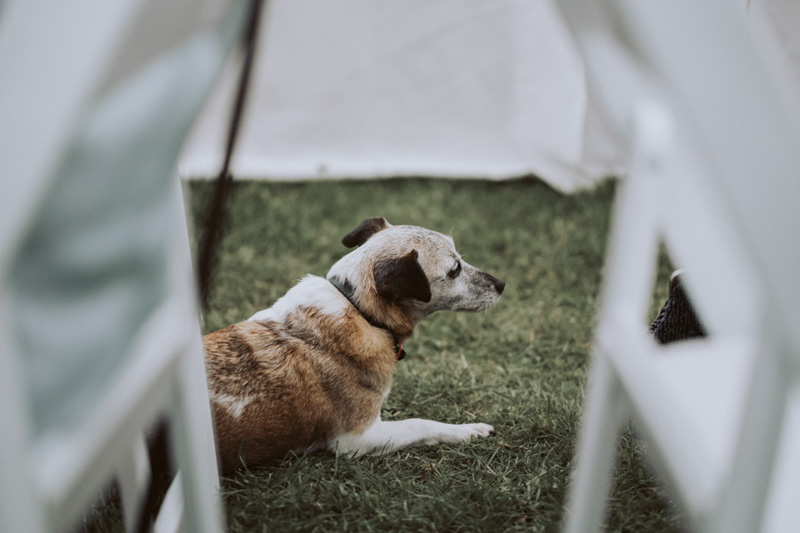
[203,277,396,471]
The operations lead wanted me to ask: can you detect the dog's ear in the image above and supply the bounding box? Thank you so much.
[342,217,390,248]
[374,250,432,303]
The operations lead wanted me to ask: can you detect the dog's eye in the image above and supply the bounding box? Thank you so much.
[447,261,462,279]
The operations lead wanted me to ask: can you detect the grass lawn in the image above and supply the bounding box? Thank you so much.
[82,177,683,532]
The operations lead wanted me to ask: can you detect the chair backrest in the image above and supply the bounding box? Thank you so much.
[557,0,800,346]
[556,1,800,531]
[0,0,248,530]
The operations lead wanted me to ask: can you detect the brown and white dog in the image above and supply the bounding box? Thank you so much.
[203,217,505,472]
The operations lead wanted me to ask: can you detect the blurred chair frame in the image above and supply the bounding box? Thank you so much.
[0,0,250,531]
[556,1,800,532]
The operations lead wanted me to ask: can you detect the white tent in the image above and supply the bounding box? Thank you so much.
[179,0,624,192]
[179,0,800,192]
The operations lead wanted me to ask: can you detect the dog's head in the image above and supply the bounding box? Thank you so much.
[327,217,504,338]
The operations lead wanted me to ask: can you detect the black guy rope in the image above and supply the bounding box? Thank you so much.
[197,0,265,311]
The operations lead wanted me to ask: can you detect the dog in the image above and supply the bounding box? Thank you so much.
[203,217,505,472]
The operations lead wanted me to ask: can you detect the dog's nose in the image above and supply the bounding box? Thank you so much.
[484,273,505,294]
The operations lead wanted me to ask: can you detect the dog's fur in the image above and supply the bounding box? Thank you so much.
[203,217,505,472]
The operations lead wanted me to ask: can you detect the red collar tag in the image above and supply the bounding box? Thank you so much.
[396,342,406,361]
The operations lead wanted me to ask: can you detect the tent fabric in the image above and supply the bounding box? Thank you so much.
[179,0,623,192]
[179,0,800,193]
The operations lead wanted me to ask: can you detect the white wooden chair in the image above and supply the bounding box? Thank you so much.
[0,0,250,530]
[555,1,800,532]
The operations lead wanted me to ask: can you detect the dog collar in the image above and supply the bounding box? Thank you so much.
[327,276,406,361]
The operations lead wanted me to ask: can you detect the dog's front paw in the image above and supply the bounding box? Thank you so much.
[465,422,494,437]
[441,422,494,444]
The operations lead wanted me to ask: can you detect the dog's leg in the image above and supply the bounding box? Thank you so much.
[331,417,493,457]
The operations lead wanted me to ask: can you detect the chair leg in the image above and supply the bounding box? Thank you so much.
[116,435,150,532]
[711,328,789,533]
[168,333,224,533]
[163,180,224,533]
[154,472,185,533]
[564,353,627,533]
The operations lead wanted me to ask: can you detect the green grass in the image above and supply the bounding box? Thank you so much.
[81,177,683,532]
